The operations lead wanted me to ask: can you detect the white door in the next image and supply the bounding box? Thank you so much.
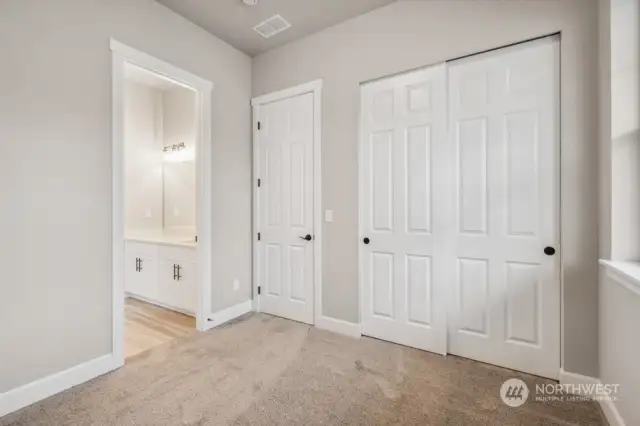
[360,64,449,354]
[256,92,315,325]
[446,37,560,378]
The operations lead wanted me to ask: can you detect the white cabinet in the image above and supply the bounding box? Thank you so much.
[158,246,197,314]
[125,242,158,301]
[125,241,196,315]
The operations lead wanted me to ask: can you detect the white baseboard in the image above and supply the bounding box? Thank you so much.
[0,354,119,418]
[315,316,362,338]
[559,369,602,397]
[600,397,627,426]
[559,369,626,426]
[203,299,253,330]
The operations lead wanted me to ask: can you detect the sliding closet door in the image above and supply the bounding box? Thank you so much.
[446,37,560,379]
[360,64,448,354]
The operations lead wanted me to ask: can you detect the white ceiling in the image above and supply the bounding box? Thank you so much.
[156,0,396,57]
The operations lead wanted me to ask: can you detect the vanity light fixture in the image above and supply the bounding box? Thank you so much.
[163,142,186,153]
[163,142,193,163]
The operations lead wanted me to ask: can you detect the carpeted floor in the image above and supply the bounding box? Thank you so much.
[1,313,606,426]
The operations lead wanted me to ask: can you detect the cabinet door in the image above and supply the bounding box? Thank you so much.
[125,242,158,300]
[158,246,196,314]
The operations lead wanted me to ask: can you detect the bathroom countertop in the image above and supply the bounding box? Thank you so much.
[125,230,197,249]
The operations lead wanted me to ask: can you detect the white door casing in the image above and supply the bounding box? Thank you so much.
[446,37,560,379]
[255,92,315,325]
[360,64,449,354]
[111,40,213,370]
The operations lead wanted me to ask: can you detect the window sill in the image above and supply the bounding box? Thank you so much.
[599,259,640,297]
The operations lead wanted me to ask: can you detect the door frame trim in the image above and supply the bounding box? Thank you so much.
[110,39,214,367]
[251,79,323,325]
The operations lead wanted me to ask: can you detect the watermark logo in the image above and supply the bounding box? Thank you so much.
[500,378,529,407]
[534,383,620,403]
[500,378,621,407]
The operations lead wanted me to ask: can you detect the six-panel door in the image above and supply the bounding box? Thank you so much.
[360,64,449,354]
[446,37,560,379]
[256,92,315,325]
[359,36,560,378]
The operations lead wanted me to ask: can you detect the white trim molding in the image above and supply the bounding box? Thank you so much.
[559,369,602,397]
[600,399,627,426]
[251,79,323,325]
[0,355,118,418]
[559,369,627,426]
[251,79,322,107]
[110,40,213,91]
[204,300,253,329]
[110,38,214,376]
[600,259,640,297]
[315,316,362,339]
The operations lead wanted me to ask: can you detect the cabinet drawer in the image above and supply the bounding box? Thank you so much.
[158,245,196,263]
[126,241,159,259]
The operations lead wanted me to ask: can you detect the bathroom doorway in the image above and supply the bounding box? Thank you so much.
[111,40,214,365]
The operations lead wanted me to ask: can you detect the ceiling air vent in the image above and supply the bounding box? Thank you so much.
[253,14,291,39]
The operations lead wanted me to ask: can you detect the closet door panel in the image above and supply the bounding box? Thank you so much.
[360,64,449,355]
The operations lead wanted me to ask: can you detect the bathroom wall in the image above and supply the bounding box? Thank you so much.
[123,82,197,235]
[124,80,164,232]
[162,86,197,233]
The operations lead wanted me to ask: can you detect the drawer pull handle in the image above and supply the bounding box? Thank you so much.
[173,264,182,281]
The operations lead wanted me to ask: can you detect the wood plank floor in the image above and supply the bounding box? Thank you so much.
[125,297,196,359]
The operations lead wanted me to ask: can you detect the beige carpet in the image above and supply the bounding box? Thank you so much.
[1,313,606,426]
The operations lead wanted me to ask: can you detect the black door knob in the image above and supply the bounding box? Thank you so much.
[300,234,312,241]
[544,246,556,256]
[363,237,370,245]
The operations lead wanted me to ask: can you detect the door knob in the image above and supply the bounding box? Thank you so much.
[544,246,556,256]
[363,237,370,245]
[300,234,312,241]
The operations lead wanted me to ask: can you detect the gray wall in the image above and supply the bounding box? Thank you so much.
[252,0,600,376]
[599,267,640,424]
[598,2,640,422]
[0,0,251,393]
[609,0,640,261]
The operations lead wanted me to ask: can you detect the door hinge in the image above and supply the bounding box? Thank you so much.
[258,286,261,295]
[257,178,261,187]
[257,232,261,241]
[257,121,261,130]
